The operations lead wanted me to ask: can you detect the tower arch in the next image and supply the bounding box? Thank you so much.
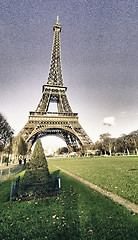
[27,126,83,151]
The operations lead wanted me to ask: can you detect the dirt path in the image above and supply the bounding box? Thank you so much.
[52,164,138,214]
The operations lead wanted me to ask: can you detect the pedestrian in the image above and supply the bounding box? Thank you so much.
[19,159,22,165]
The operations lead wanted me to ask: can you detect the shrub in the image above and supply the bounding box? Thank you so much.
[23,139,50,183]
[29,139,49,171]
[17,139,53,199]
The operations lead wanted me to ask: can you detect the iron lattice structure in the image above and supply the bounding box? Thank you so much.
[19,17,93,153]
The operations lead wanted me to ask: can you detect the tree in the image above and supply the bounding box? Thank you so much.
[23,139,50,184]
[94,130,138,156]
[120,133,136,155]
[0,113,13,152]
[56,147,68,155]
[29,139,49,171]
[12,136,28,157]
[108,138,116,156]
[120,134,130,155]
[17,136,28,156]
[93,140,102,155]
[115,137,124,154]
[20,139,51,198]
[127,130,138,155]
[99,133,115,156]
[99,133,111,155]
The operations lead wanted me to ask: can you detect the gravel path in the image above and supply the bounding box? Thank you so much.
[52,164,138,214]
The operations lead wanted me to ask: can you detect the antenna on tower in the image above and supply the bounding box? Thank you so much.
[57,16,59,24]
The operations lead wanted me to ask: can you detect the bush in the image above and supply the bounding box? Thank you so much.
[23,139,50,182]
[29,139,49,171]
[17,139,54,199]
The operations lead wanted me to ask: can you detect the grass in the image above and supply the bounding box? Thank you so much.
[0,164,138,240]
[0,171,26,204]
[49,156,138,204]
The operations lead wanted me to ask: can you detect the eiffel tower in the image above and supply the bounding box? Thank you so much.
[19,17,93,153]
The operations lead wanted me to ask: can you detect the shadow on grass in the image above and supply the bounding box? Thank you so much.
[51,169,60,183]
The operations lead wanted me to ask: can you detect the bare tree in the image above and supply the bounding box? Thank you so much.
[99,133,115,156]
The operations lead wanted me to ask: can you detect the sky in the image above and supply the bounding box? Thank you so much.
[0,0,138,149]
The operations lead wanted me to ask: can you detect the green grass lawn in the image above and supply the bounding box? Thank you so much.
[49,156,138,204]
[0,164,138,240]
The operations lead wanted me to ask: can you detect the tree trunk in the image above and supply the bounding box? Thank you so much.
[109,148,112,156]
[127,148,130,155]
[0,154,3,165]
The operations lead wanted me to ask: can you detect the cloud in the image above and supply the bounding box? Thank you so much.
[103,116,116,126]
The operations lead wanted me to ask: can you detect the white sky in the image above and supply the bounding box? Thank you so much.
[0,0,138,149]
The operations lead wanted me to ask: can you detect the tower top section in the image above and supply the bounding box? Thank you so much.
[47,17,63,86]
[53,16,61,32]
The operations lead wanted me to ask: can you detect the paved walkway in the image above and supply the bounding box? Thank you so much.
[0,163,19,171]
[52,164,138,214]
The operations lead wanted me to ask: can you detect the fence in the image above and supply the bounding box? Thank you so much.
[10,175,61,201]
[10,176,20,200]
[0,165,24,183]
